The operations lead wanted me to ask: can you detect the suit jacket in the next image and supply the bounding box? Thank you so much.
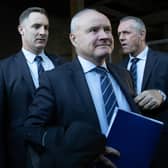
[120,48,168,167]
[25,57,140,168]
[0,51,64,168]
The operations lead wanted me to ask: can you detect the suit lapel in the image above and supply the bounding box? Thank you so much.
[142,49,157,90]
[69,58,100,129]
[14,51,35,93]
[47,54,64,67]
[107,64,140,113]
[120,57,129,68]
[108,64,131,96]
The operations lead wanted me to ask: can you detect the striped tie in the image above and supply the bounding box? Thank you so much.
[34,56,44,76]
[130,58,139,91]
[95,67,118,125]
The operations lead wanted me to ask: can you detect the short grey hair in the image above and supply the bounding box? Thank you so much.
[120,16,146,33]
[70,8,99,33]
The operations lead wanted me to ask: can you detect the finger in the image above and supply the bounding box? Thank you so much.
[143,101,155,110]
[134,93,147,103]
[105,146,120,156]
[134,90,155,103]
[99,155,117,168]
[143,99,160,110]
[134,95,144,103]
[137,96,152,108]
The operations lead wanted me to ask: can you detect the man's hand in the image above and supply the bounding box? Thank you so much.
[98,146,120,168]
[134,89,164,110]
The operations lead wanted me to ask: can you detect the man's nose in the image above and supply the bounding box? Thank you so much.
[39,26,47,34]
[99,29,110,39]
[119,33,125,41]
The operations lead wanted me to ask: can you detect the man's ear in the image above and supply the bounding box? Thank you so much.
[18,25,24,36]
[139,30,146,40]
[69,33,77,47]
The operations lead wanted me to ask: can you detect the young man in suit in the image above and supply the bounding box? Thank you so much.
[0,7,64,168]
[24,9,141,168]
[117,16,168,167]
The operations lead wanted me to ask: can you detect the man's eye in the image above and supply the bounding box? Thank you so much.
[91,28,98,32]
[104,28,111,32]
[33,24,40,29]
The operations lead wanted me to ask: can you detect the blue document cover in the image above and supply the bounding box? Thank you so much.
[106,109,164,168]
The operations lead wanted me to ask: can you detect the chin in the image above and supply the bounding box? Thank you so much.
[122,48,131,54]
[37,45,45,50]
[98,50,111,55]
[96,53,110,60]
[102,52,111,57]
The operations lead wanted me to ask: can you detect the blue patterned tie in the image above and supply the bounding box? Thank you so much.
[130,58,139,91]
[95,67,118,125]
[34,56,44,76]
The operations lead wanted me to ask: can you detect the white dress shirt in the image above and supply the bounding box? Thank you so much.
[78,56,131,135]
[22,48,55,88]
[127,46,148,94]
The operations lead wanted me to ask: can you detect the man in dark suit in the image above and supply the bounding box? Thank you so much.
[24,9,140,168]
[117,16,168,167]
[0,7,64,168]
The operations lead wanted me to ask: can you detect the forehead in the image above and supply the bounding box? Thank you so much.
[78,11,111,29]
[24,12,49,24]
[118,20,136,31]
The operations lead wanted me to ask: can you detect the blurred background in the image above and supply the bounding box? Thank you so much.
[1,0,168,63]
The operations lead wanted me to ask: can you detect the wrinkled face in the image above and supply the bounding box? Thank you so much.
[70,11,114,65]
[117,20,144,57]
[18,12,49,54]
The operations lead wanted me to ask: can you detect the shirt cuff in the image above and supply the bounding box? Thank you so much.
[158,90,167,102]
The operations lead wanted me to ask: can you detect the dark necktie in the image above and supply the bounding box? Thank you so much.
[34,56,44,76]
[130,58,139,91]
[94,67,118,125]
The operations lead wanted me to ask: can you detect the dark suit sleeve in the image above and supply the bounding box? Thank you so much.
[24,70,106,167]
[24,71,64,150]
[39,122,106,168]
[0,64,6,168]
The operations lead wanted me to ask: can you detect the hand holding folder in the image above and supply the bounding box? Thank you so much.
[106,108,164,168]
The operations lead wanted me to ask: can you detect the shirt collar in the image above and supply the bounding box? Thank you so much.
[22,48,45,63]
[77,56,107,73]
[129,46,149,61]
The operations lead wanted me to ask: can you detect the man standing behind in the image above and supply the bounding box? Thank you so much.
[0,7,63,168]
[24,9,140,168]
[118,16,168,167]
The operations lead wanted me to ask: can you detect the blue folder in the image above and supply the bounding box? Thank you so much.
[106,109,164,168]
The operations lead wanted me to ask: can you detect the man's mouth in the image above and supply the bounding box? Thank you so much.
[121,43,128,48]
[36,39,46,43]
[96,43,111,47]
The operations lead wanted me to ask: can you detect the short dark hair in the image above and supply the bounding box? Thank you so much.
[19,7,48,24]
